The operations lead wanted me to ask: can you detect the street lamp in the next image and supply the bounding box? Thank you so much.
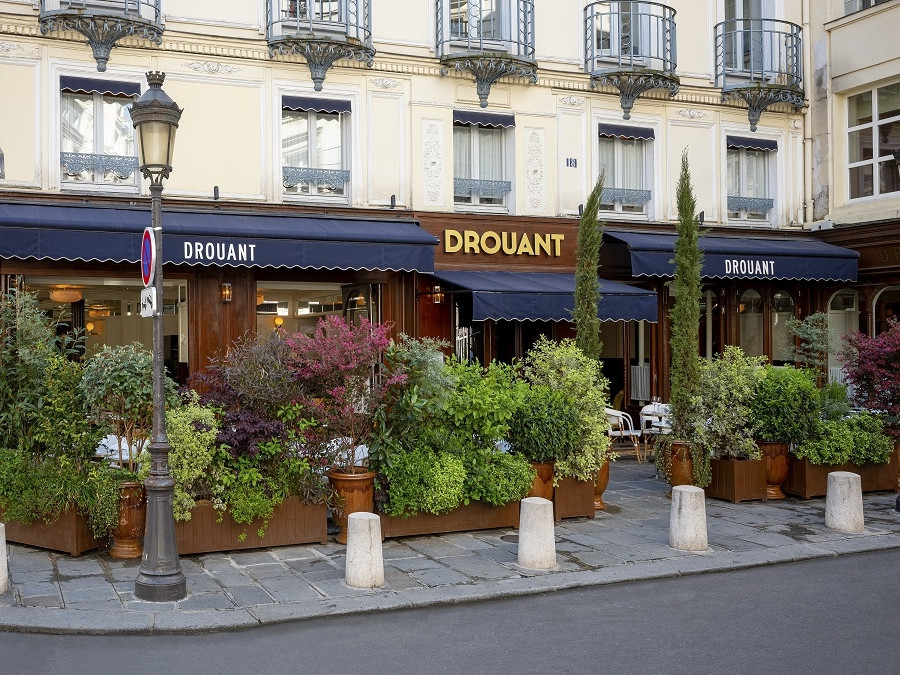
[130,71,186,602]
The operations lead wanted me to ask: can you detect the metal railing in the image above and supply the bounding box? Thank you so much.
[454,178,512,199]
[436,0,535,60]
[40,0,160,24]
[584,1,677,76]
[266,0,372,45]
[727,195,774,214]
[61,152,138,181]
[715,18,802,91]
[283,166,350,191]
[601,187,651,207]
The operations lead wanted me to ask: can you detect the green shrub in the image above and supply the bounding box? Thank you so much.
[846,412,894,465]
[751,366,819,444]
[794,412,892,466]
[508,384,579,463]
[381,448,466,517]
[465,451,535,506]
[819,382,852,422]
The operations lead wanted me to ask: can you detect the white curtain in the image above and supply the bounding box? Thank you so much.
[453,126,471,179]
[744,149,767,198]
[598,136,615,186]
[478,127,502,181]
[316,112,342,170]
[621,138,644,189]
[102,98,134,157]
[282,111,309,167]
[61,93,94,154]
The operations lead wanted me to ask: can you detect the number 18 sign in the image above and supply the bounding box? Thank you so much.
[141,227,155,288]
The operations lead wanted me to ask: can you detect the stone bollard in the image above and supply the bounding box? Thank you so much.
[826,471,864,533]
[669,485,708,551]
[0,523,7,595]
[345,512,385,588]
[518,497,556,569]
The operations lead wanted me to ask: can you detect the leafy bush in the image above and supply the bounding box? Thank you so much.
[696,346,766,460]
[846,412,894,465]
[793,411,893,466]
[508,384,579,463]
[750,366,819,444]
[380,448,466,517]
[465,451,534,506]
[520,337,612,482]
[793,420,853,465]
[841,319,900,439]
[819,382,851,423]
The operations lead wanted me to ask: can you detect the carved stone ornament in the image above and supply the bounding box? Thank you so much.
[370,77,400,89]
[0,41,40,58]
[675,108,708,119]
[183,61,241,75]
[422,121,443,206]
[525,129,545,211]
[559,96,585,106]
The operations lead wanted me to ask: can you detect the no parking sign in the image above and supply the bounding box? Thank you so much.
[141,227,155,287]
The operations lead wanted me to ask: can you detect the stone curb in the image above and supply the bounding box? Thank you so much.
[2,531,899,635]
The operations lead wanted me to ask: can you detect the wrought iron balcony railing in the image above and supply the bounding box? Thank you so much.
[283,166,350,192]
[584,1,679,119]
[715,19,804,131]
[727,195,774,215]
[61,152,138,182]
[600,187,652,207]
[436,0,537,108]
[454,178,512,199]
[266,0,374,91]
[39,0,163,72]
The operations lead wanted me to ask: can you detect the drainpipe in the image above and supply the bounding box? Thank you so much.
[802,0,815,226]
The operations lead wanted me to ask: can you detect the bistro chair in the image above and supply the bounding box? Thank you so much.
[605,407,644,462]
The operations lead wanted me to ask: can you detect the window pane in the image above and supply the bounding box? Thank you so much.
[598,137,615,186]
[876,119,900,158]
[726,149,741,196]
[848,91,873,126]
[101,97,134,157]
[744,149,768,198]
[772,290,795,363]
[282,112,309,167]
[849,164,874,198]
[738,289,764,358]
[620,138,643,189]
[453,126,471,179]
[315,113,341,170]
[61,93,94,154]
[849,127,873,162]
[879,159,900,194]
[877,82,900,120]
[478,127,503,181]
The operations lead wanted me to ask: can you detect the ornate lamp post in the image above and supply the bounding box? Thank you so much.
[130,71,186,602]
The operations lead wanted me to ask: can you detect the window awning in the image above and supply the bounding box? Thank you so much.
[0,203,438,273]
[428,271,657,322]
[452,110,516,128]
[603,231,858,282]
[598,123,654,140]
[60,76,140,97]
[282,96,351,114]
[726,135,777,151]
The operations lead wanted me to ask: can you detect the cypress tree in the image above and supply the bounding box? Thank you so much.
[573,172,605,361]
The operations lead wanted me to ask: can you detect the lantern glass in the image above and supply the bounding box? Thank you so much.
[136,120,176,172]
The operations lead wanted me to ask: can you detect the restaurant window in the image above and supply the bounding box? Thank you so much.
[847,81,900,200]
[60,77,139,187]
[827,288,860,382]
[771,289,794,365]
[281,96,350,199]
[738,288,764,358]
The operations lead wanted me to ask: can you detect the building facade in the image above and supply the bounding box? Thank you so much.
[0,1,870,403]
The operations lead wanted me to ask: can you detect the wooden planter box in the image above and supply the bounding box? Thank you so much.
[380,500,520,539]
[0,506,104,557]
[783,447,899,500]
[553,477,596,519]
[705,458,767,503]
[174,497,328,555]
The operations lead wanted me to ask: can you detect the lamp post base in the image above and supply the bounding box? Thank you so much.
[134,572,186,602]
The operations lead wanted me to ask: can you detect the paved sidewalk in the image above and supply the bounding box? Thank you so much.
[2,460,899,635]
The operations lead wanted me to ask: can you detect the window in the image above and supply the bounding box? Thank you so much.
[771,289,794,365]
[452,111,513,207]
[847,82,900,200]
[738,288,764,358]
[844,0,891,15]
[449,0,505,44]
[60,78,139,186]
[723,0,764,73]
[827,289,859,380]
[597,124,652,214]
[726,136,775,221]
[281,96,350,197]
[594,1,644,62]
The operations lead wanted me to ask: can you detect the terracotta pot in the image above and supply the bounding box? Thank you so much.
[759,441,789,500]
[594,461,610,510]
[527,461,555,500]
[109,481,146,559]
[669,440,694,490]
[326,467,376,545]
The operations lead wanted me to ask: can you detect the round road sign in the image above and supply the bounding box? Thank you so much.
[141,227,155,287]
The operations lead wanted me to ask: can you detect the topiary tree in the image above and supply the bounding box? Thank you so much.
[573,172,605,361]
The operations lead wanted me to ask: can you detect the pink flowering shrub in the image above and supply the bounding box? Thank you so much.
[283,315,398,469]
[840,319,900,439]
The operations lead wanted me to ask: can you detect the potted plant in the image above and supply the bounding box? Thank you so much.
[841,319,900,441]
[658,150,706,489]
[696,346,767,502]
[507,383,580,500]
[284,315,393,544]
[519,336,613,514]
[750,365,819,499]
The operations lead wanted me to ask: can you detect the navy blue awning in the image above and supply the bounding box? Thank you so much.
[429,271,657,322]
[282,96,351,114]
[0,203,438,273]
[598,123,654,140]
[604,231,858,282]
[726,135,777,151]
[453,110,515,128]
[60,76,140,97]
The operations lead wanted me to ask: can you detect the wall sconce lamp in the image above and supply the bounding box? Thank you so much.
[221,283,233,304]
[274,316,284,328]
[432,285,444,305]
[85,322,99,336]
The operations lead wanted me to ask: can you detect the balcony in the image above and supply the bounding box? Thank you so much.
[61,152,138,183]
[282,166,350,194]
[266,0,374,91]
[584,2,679,120]
[39,1,163,72]
[715,19,804,131]
[436,0,537,108]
